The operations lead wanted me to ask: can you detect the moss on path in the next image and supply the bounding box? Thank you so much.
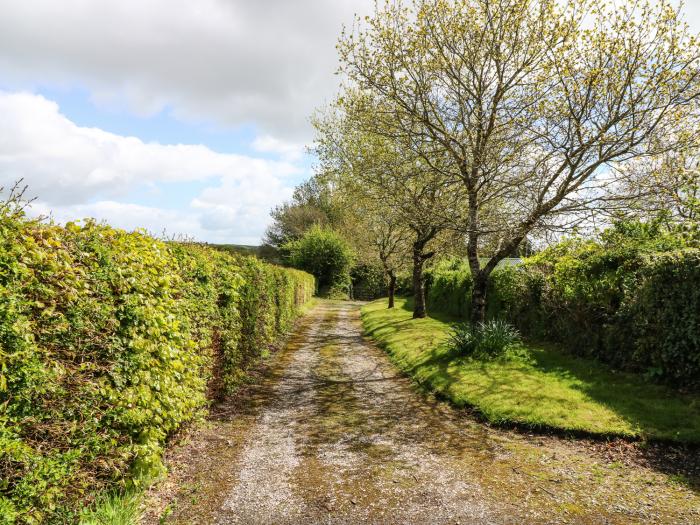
[144,301,700,524]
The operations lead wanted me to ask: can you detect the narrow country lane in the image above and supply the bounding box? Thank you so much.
[146,301,700,525]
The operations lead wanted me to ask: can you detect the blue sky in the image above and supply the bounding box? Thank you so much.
[0,0,373,244]
[0,0,697,244]
[31,85,315,212]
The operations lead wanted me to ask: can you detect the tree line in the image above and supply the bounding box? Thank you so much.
[266,0,700,322]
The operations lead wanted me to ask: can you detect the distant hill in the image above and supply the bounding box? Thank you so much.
[212,244,280,263]
[213,244,260,256]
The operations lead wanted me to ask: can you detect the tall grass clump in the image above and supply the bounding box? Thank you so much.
[450,320,521,359]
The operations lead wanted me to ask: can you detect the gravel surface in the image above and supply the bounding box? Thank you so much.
[145,301,700,525]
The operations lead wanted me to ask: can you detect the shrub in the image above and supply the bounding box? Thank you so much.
[425,258,473,318]
[284,225,354,297]
[394,272,413,295]
[512,227,699,382]
[425,220,700,386]
[350,263,386,300]
[0,206,314,523]
[450,320,521,359]
[622,250,700,383]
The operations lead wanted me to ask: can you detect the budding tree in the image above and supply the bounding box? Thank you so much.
[338,0,700,322]
[342,200,411,308]
[622,138,700,236]
[313,106,464,317]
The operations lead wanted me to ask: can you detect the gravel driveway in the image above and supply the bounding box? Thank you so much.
[146,301,700,525]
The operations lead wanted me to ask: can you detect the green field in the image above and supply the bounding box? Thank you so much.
[361,298,700,443]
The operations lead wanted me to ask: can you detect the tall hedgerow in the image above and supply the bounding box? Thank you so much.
[426,258,473,318]
[0,205,314,523]
[422,221,700,386]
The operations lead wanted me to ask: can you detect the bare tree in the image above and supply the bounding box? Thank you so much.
[621,140,700,233]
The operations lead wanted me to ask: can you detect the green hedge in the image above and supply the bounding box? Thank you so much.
[426,259,473,318]
[619,250,700,383]
[284,225,355,298]
[424,246,700,387]
[350,263,386,301]
[0,211,313,524]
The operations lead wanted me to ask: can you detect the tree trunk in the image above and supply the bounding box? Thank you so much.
[412,245,427,319]
[466,188,485,323]
[470,271,488,324]
[388,271,396,309]
[469,233,527,324]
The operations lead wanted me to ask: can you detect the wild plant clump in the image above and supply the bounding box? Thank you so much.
[450,319,521,359]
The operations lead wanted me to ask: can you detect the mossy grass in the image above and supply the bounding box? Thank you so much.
[361,297,700,443]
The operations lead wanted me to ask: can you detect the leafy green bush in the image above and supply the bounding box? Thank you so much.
[510,224,698,381]
[424,221,700,386]
[0,205,314,524]
[425,258,473,318]
[622,250,700,383]
[350,263,386,300]
[284,225,354,298]
[449,320,521,359]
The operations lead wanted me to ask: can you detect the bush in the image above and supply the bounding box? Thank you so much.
[350,263,386,300]
[622,250,700,383]
[284,225,354,298]
[426,258,473,318]
[424,221,700,387]
[394,272,413,295]
[450,320,521,359]
[0,206,314,524]
[509,229,699,383]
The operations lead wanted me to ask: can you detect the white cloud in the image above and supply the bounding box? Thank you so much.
[0,1,695,143]
[0,91,298,243]
[0,0,374,141]
[251,135,306,162]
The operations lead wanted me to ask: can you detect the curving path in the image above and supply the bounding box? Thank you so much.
[146,301,700,525]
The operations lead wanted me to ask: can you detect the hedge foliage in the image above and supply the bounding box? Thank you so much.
[424,224,700,387]
[284,225,355,298]
[0,209,314,524]
[426,258,473,318]
[350,263,386,301]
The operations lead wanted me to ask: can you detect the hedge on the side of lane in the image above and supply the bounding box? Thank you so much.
[0,209,314,524]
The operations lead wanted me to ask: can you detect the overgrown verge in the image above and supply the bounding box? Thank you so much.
[0,207,314,524]
[424,223,700,388]
[361,298,700,443]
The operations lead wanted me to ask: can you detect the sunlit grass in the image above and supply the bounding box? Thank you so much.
[361,297,700,443]
[79,491,142,525]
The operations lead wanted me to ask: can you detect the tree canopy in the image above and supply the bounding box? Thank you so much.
[327,0,700,320]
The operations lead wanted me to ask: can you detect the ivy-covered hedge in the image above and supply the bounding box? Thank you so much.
[0,211,313,524]
[624,250,700,383]
[423,230,700,387]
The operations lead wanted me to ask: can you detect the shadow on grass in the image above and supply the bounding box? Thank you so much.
[364,296,700,491]
[399,295,460,325]
[397,296,700,443]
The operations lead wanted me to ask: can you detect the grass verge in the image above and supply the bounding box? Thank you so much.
[361,297,700,443]
[78,490,142,525]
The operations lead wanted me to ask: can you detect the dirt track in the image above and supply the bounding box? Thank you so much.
[145,301,700,524]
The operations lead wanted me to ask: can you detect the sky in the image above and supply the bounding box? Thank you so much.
[0,0,698,244]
